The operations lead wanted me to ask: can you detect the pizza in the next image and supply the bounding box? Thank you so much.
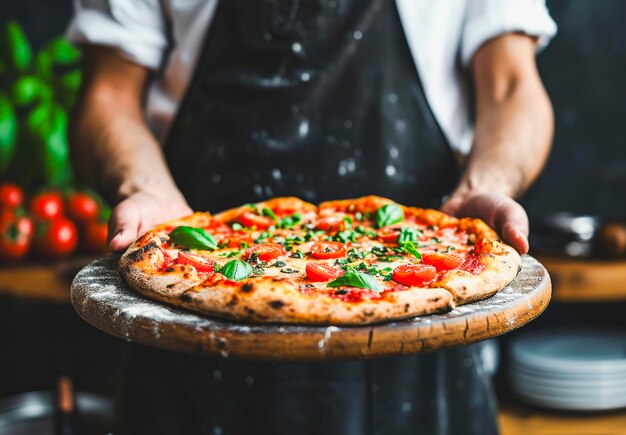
[119,196,521,325]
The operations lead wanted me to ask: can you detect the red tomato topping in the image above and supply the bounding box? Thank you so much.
[177,251,215,273]
[225,233,254,248]
[30,192,64,220]
[243,243,286,262]
[239,211,274,229]
[421,251,463,271]
[458,255,486,275]
[315,215,350,232]
[310,241,347,259]
[0,184,23,210]
[305,262,344,282]
[376,227,401,243]
[392,264,437,287]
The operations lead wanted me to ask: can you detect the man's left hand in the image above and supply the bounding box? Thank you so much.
[441,192,529,254]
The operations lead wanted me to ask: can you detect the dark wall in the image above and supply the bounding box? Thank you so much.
[2,1,625,218]
[0,0,72,50]
[524,0,626,219]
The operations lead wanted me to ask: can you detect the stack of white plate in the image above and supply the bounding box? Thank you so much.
[508,329,626,411]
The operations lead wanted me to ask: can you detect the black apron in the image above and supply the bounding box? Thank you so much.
[123,1,498,434]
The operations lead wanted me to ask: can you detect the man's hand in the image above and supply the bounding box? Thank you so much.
[441,192,529,254]
[108,191,192,252]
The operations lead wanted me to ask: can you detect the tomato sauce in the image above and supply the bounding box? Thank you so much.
[459,255,486,275]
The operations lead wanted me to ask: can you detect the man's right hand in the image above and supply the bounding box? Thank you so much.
[108,191,192,252]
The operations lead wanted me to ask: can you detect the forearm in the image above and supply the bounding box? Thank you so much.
[71,96,180,202]
[70,47,183,204]
[455,34,554,199]
[458,82,553,198]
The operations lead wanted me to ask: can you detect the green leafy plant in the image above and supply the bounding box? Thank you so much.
[0,20,82,187]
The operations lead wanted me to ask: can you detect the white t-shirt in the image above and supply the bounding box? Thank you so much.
[67,0,557,156]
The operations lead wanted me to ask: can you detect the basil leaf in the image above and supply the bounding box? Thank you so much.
[278,212,302,229]
[327,269,383,293]
[219,259,253,281]
[398,227,419,245]
[232,222,243,231]
[168,226,217,250]
[262,207,277,221]
[376,204,404,228]
[402,241,421,260]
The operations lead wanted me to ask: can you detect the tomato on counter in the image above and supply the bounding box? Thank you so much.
[30,191,64,220]
[0,184,23,210]
[83,220,109,253]
[0,215,34,261]
[66,191,99,222]
[35,217,78,257]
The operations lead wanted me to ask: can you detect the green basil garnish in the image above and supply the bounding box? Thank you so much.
[398,227,420,245]
[278,212,302,229]
[261,207,277,221]
[402,241,422,260]
[168,226,217,250]
[376,204,404,228]
[327,268,383,293]
[218,259,253,281]
[232,222,243,231]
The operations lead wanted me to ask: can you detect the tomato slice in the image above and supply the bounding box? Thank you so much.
[221,232,254,248]
[177,251,215,273]
[392,264,437,287]
[305,262,344,282]
[376,227,401,243]
[315,215,350,232]
[243,243,286,262]
[421,251,463,271]
[239,211,274,229]
[310,241,347,259]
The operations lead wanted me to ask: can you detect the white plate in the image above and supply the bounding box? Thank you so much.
[508,371,626,391]
[513,388,626,411]
[511,329,626,372]
[510,377,626,398]
[509,360,626,380]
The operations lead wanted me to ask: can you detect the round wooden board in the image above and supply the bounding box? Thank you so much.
[71,255,551,361]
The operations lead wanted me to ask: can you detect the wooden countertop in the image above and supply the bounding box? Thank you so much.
[537,256,626,302]
[498,396,626,435]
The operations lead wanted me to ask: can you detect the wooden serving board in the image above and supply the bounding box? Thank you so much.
[71,255,551,361]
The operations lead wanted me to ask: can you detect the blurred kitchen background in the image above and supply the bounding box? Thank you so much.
[1,1,625,434]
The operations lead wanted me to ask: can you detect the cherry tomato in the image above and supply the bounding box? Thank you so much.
[392,264,437,287]
[177,251,215,273]
[83,220,109,253]
[421,251,463,271]
[243,243,286,262]
[0,184,23,210]
[36,218,78,257]
[239,211,274,229]
[66,192,99,222]
[315,215,350,232]
[305,262,344,282]
[224,233,254,248]
[310,241,347,259]
[376,227,401,243]
[0,216,33,261]
[30,191,64,220]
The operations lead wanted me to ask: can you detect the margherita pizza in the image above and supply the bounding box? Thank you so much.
[119,196,521,325]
